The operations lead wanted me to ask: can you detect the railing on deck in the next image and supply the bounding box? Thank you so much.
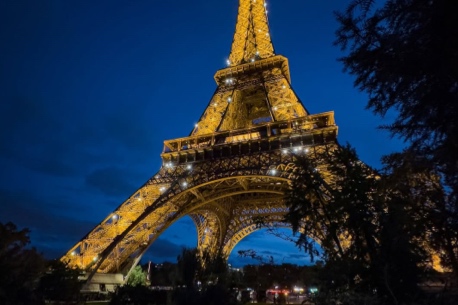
[161,112,337,163]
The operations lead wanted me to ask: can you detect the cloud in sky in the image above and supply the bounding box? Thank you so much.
[146,238,192,261]
[86,166,140,197]
[0,188,98,256]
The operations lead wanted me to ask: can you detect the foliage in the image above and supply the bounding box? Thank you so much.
[173,248,236,305]
[239,260,320,291]
[110,285,167,305]
[334,0,458,278]
[127,265,148,286]
[238,249,274,265]
[334,0,458,183]
[175,247,229,289]
[198,248,229,286]
[0,222,46,305]
[176,248,200,288]
[149,262,178,287]
[284,144,445,304]
[36,259,83,302]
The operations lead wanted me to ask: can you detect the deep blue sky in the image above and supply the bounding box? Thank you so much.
[0,0,403,267]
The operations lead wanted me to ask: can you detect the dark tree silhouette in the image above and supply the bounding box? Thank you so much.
[0,222,46,305]
[335,0,458,277]
[149,262,178,287]
[110,285,167,305]
[284,145,444,304]
[173,248,236,305]
[36,260,83,303]
[176,248,200,289]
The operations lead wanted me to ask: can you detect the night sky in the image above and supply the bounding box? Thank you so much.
[0,0,403,267]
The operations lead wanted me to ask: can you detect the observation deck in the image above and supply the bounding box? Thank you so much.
[162,112,337,164]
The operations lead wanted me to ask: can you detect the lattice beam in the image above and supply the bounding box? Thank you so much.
[229,0,274,66]
[61,143,337,273]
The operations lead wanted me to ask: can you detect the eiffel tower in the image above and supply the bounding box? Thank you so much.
[62,0,338,282]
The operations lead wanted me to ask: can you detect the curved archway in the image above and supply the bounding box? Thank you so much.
[61,142,337,285]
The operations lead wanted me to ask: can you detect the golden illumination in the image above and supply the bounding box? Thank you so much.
[61,0,339,280]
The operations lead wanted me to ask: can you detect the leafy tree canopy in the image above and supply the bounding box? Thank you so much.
[335,0,458,193]
[335,0,458,282]
[285,145,446,304]
[127,265,148,286]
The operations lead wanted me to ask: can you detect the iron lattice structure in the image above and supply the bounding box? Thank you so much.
[62,0,339,277]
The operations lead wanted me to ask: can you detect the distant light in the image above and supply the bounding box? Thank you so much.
[112,214,118,220]
[270,169,277,175]
[273,106,278,111]
[186,164,192,170]
[251,58,255,62]
[159,186,166,193]
[282,149,288,154]
[305,148,310,153]
[227,97,232,102]
[71,251,76,256]
[93,256,98,262]
[224,78,235,84]
[182,182,188,187]
[195,123,198,128]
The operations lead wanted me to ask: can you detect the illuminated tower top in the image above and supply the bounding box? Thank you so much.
[187,0,310,136]
[229,0,275,66]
